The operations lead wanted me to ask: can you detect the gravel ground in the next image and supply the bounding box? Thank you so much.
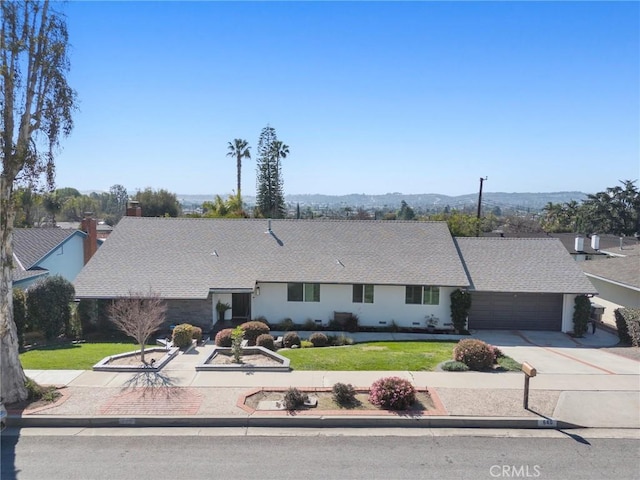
[434,388,560,418]
[600,346,640,361]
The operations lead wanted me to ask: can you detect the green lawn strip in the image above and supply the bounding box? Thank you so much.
[497,355,522,372]
[19,343,154,370]
[280,341,455,371]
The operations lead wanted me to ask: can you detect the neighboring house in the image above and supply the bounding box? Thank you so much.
[579,244,640,326]
[73,217,596,333]
[12,217,100,290]
[455,238,597,332]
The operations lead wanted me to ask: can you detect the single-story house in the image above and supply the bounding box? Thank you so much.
[12,217,100,290]
[455,237,597,331]
[73,217,597,333]
[579,243,640,326]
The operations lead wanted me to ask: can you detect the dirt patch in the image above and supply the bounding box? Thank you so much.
[7,388,65,414]
[106,350,169,366]
[244,390,436,413]
[208,352,283,367]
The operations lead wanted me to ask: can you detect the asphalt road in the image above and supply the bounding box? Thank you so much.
[1,430,639,480]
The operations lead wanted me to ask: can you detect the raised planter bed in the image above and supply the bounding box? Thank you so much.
[196,346,290,372]
[93,347,179,372]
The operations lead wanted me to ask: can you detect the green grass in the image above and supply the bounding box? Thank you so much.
[19,342,154,370]
[497,355,522,372]
[279,341,455,371]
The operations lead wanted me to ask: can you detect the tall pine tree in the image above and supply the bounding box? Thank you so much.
[256,125,289,218]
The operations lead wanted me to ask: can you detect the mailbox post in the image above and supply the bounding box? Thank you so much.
[521,362,537,409]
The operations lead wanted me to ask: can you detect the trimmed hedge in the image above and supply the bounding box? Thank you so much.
[172,323,194,349]
[256,333,276,351]
[240,321,270,346]
[453,339,495,371]
[283,331,301,348]
[309,332,328,347]
[615,308,640,346]
[215,328,234,347]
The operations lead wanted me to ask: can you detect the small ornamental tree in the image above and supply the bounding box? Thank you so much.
[572,295,591,337]
[450,289,471,333]
[109,292,167,364]
[231,326,244,363]
[26,275,75,340]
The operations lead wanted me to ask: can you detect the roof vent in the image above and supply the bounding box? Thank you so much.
[591,234,600,251]
[574,236,584,252]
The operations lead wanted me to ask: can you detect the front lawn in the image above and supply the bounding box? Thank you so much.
[19,342,153,370]
[279,341,455,371]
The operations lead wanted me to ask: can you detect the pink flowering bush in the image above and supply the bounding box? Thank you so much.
[368,376,416,410]
[453,339,495,370]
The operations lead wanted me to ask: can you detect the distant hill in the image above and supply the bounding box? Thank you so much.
[178,191,588,212]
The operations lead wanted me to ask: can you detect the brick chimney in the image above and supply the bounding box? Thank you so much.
[81,212,98,264]
[126,200,142,217]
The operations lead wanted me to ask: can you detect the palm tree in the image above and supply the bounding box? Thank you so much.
[226,139,251,199]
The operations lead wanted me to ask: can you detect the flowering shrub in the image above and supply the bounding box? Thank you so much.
[256,333,276,351]
[214,328,234,347]
[283,331,301,348]
[309,332,328,347]
[453,339,495,370]
[490,345,503,360]
[368,376,416,410]
[172,323,194,349]
[239,321,270,346]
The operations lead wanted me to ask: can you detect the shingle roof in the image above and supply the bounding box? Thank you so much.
[454,237,597,294]
[12,269,48,283]
[74,217,470,299]
[12,228,82,269]
[580,245,640,290]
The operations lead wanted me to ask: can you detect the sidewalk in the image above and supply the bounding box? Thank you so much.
[10,332,640,431]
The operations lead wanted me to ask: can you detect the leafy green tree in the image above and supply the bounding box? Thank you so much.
[397,200,415,220]
[133,188,181,217]
[226,139,251,200]
[26,276,75,340]
[430,212,480,237]
[0,1,76,402]
[42,193,62,225]
[60,194,99,222]
[256,125,289,218]
[580,180,639,236]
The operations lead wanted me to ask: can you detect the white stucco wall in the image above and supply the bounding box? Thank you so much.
[37,234,86,283]
[252,282,456,329]
[586,276,640,309]
[561,294,578,333]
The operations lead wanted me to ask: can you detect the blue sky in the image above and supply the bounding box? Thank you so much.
[54,1,639,197]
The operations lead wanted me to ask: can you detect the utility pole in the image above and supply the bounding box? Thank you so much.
[476,176,488,237]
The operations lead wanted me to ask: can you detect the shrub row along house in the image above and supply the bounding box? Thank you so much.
[72,216,597,333]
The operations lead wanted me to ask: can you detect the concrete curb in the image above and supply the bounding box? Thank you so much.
[8,414,583,430]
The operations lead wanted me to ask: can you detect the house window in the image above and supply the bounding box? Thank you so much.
[287,283,303,302]
[304,283,320,302]
[288,283,320,302]
[423,286,439,305]
[353,284,374,303]
[406,285,440,305]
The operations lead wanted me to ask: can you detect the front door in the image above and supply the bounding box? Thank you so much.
[232,293,251,320]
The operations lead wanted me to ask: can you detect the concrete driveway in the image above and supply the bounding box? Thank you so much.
[473,329,640,375]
